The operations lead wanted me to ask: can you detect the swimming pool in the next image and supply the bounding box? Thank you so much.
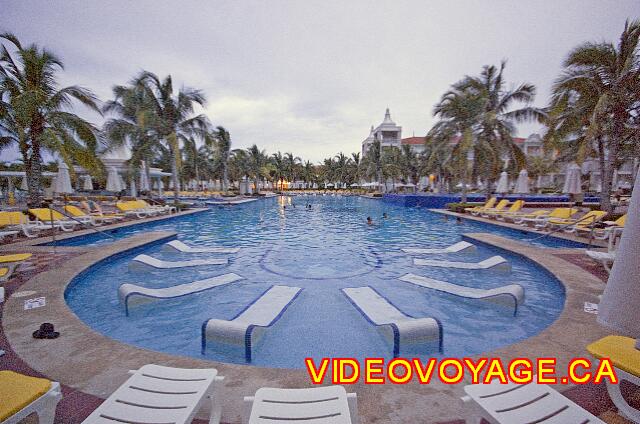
[65,195,567,368]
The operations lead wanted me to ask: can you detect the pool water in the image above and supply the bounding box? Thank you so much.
[65,195,566,368]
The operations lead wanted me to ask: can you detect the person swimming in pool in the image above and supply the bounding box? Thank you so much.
[382,212,388,219]
[367,216,373,225]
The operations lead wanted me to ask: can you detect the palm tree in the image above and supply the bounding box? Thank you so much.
[135,71,209,204]
[350,152,361,184]
[400,144,419,184]
[457,62,545,196]
[0,32,102,206]
[545,20,640,212]
[429,86,483,202]
[284,152,300,183]
[382,147,403,190]
[103,83,161,191]
[271,151,285,191]
[421,136,455,192]
[228,148,249,187]
[213,126,231,191]
[364,139,383,185]
[334,152,351,185]
[301,160,316,186]
[246,144,267,194]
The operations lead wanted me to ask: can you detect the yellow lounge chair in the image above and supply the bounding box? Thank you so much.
[488,200,525,219]
[464,197,497,215]
[519,207,578,228]
[116,201,154,218]
[63,205,107,226]
[0,253,33,282]
[80,201,125,221]
[479,199,509,217]
[587,335,640,422]
[0,211,45,238]
[508,209,550,224]
[576,213,626,240]
[28,208,80,232]
[550,210,608,233]
[0,371,62,424]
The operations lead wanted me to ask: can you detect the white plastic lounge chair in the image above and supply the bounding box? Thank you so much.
[163,239,240,254]
[586,250,616,273]
[119,272,243,315]
[341,286,442,356]
[244,386,358,424]
[414,255,510,270]
[402,241,475,254]
[81,364,224,424]
[461,379,605,424]
[202,285,302,362]
[0,230,18,240]
[399,273,524,316]
[129,254,228,270]
[0,371,62,424]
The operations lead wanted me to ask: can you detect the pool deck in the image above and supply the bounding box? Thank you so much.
[3,213,632,422]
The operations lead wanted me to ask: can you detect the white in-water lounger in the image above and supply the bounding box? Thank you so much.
[399,273,524,316]
[163,240,241,254]
[118,272,243,316]
[402,241,476,254]
[202,285,302,362]
[129,254,228,270]
[341,286,442,357]
[414,255,510,270]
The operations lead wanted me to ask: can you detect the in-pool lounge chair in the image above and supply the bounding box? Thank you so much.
[462,379,605,424]
[119,272,243,315]
[341,286,442,356]
[414,255,510,271]
[0,253,32,283]
[465,197,497,216]
[399,273,524,316]
[28,208,80,232]
[478,199,510,217]
[402,241,475,254]
[0,371,62,424]
[129,254,228,270]
[163,240,241,254]
[244,386,358,424]
[81,364,224,424]
[202,285,302,362]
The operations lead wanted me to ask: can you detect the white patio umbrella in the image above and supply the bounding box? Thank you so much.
[139,162,150,192]
[562,163,582,194]
[82,175,94,191]
[54,162,73,194]
[106,167,122,192]
[20,176,28,191]
[157,179,164,196]
[496,171,509,194]
[598,170,640,345]
[119,174,127,190]
[515,169,530,194]
[130,178,137,198]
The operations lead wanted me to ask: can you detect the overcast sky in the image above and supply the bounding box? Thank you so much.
[1,0,638,162]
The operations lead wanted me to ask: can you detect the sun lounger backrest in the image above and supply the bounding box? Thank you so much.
[505,200,524,213]
[484,197,497,208]
[0,211,28,227]
[64,205,86,217]
[575,210,607,227]
[615,214,627,226]
[494,199,509,210]
[548,207,576,219]
[29,208,66,222]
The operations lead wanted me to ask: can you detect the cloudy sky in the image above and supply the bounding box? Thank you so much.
[1,0,638,162]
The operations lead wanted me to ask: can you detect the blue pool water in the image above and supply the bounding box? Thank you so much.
[65,195,567,368]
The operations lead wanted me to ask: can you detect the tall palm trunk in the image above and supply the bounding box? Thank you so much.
[168,134,180,205]
[597,138,613,214]
[222,166,228,192]
[23,143,44,207]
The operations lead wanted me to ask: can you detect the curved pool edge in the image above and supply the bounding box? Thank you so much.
[2,232,610,423]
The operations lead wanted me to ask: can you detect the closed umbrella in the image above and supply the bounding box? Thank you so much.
[83,175,94,191]
[562,163,582,194]
[54,162,73,194]
[20,176,28,191]
[598,170,640,344]
[515,169,530,194]
[106,167,122,192]
[130,178,137,198]
[496,171,509,194]
[119,174,127,191]
[139,162,150,192]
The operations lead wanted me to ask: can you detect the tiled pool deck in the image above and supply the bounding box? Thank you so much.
[1,209,638,423]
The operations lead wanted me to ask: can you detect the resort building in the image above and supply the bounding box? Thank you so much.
[361,108,403,156]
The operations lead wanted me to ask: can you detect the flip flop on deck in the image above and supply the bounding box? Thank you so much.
[118,272,244,316]
[399,273,524,316]
[414,255,510,270]
[129,254,228,270]
[402,241,475,254]
[162,240,240,254]
[202,285,302,362]
[341,286,442,357]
